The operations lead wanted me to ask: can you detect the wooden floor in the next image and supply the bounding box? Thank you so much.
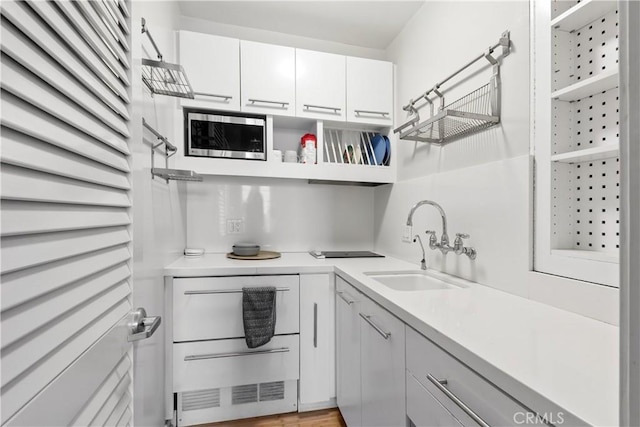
[199,408,346,427]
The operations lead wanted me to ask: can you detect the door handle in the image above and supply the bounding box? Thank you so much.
[313,303,318,348]
[128,307,161,342]
[359,313,391,339]
[336,291,355,305]
[427,374,491,427]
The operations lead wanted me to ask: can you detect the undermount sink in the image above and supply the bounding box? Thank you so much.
[364,271,466,291]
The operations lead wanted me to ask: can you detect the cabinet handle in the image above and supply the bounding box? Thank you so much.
[426,374,490,427]
[304,104,341,114]
[248,98,289,108]
[336,291,355,305]
[359,313,391,340]
[184,287,289,295]
[354,109,390,118]
[184,347,289,361]
[194,92,233,101]
[313,303,318,348]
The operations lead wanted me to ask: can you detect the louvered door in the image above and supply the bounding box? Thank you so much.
[1,1,133,426]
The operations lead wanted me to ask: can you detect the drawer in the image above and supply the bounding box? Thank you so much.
[173,335,299,392]
[173,275,299,342]
[407,371,463,427]
[407,327,535,427]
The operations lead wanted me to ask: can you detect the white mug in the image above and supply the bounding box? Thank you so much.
[284,150,299,163]
[272,150,283,162]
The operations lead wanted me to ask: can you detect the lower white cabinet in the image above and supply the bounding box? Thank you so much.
[336,276,406,427]
[336,277,362,427]
[299,274,336,410]
[406,327,532,427]
[407,372,463,427]
[360,293,406,427]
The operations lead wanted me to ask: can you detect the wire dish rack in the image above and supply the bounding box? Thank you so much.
[395,31,510,146]
[323,128,390,166]
[399,81,499,144]
[141,18,194,99]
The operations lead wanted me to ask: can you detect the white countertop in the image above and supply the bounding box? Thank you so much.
[165,252,619,427]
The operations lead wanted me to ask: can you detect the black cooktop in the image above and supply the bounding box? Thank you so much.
[309,251,384,259]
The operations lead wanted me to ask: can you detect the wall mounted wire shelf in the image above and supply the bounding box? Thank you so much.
[395,31,511,146]
[399,82,499,145]
[143,118,202,183]
[141,18,194,99]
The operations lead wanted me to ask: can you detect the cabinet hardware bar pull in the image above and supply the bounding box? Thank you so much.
[184,287,290,295]
[248,98,289,108]
[313,303,318,348]
[185,347,290,361]
[359,313,391,340]
[426,374,491,427]
[336,291,355,305]
[304,104,341,113]
[354,109,390,117]
[194,92,233,101]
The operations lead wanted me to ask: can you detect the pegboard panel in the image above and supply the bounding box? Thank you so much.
[573,8,619,82]
[552,8,619,89]
[551,0,579,21]
[551,158,620,251]
[552,87,620,153]
[573,158,620,251]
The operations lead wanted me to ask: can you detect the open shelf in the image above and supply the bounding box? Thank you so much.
[551,69,618,101]
[551,0,617,32]
[551,249,618,264]
[551,144,619,163]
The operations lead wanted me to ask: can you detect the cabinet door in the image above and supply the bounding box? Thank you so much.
[178,31,240,111]
[299,274,336,409]
[296,49,346,121]
[359,297,406,427]
[335,277,362,427]
[346,57,393,125]
[241,40,295,116]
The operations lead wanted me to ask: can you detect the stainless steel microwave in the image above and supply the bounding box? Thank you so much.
[185,109,266,160]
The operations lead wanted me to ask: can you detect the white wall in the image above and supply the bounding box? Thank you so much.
[387,1,530,179]
[375,1,619,324]
[131,2,187,426]
[185,176,374,253]
[179,15,387,60]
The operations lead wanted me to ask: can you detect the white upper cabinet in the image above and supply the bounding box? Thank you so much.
[178,31,240,111]
[296,49,346,121]
[346,57,393,125]
[241,40,296,116]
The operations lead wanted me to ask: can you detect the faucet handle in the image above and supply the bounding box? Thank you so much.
[455,233,470,239]
[425,230,438,248]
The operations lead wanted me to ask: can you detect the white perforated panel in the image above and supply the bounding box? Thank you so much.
[573,158,620,251]
[550,2,620,254]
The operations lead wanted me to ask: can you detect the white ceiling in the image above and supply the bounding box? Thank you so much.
[177,1,425,50]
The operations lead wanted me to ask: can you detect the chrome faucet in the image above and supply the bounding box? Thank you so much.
[413,234,427,270]
[406,200,477,260]
[406,200,451,251]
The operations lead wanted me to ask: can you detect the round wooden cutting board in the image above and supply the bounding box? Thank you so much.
[226,250,282,260]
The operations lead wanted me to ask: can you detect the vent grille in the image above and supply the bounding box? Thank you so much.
[181,388,220,412]
[259,381,285,402]
[231,384,258,405]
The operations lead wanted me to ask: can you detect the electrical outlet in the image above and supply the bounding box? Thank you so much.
[401,225,413,243]
[226,219,244,234]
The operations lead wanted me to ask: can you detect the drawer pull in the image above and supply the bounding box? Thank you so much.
[184,347,290,361]
[336,291,355,305]
[184,287,289,295]
[427,374,490,427]
[359,313,391,340]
